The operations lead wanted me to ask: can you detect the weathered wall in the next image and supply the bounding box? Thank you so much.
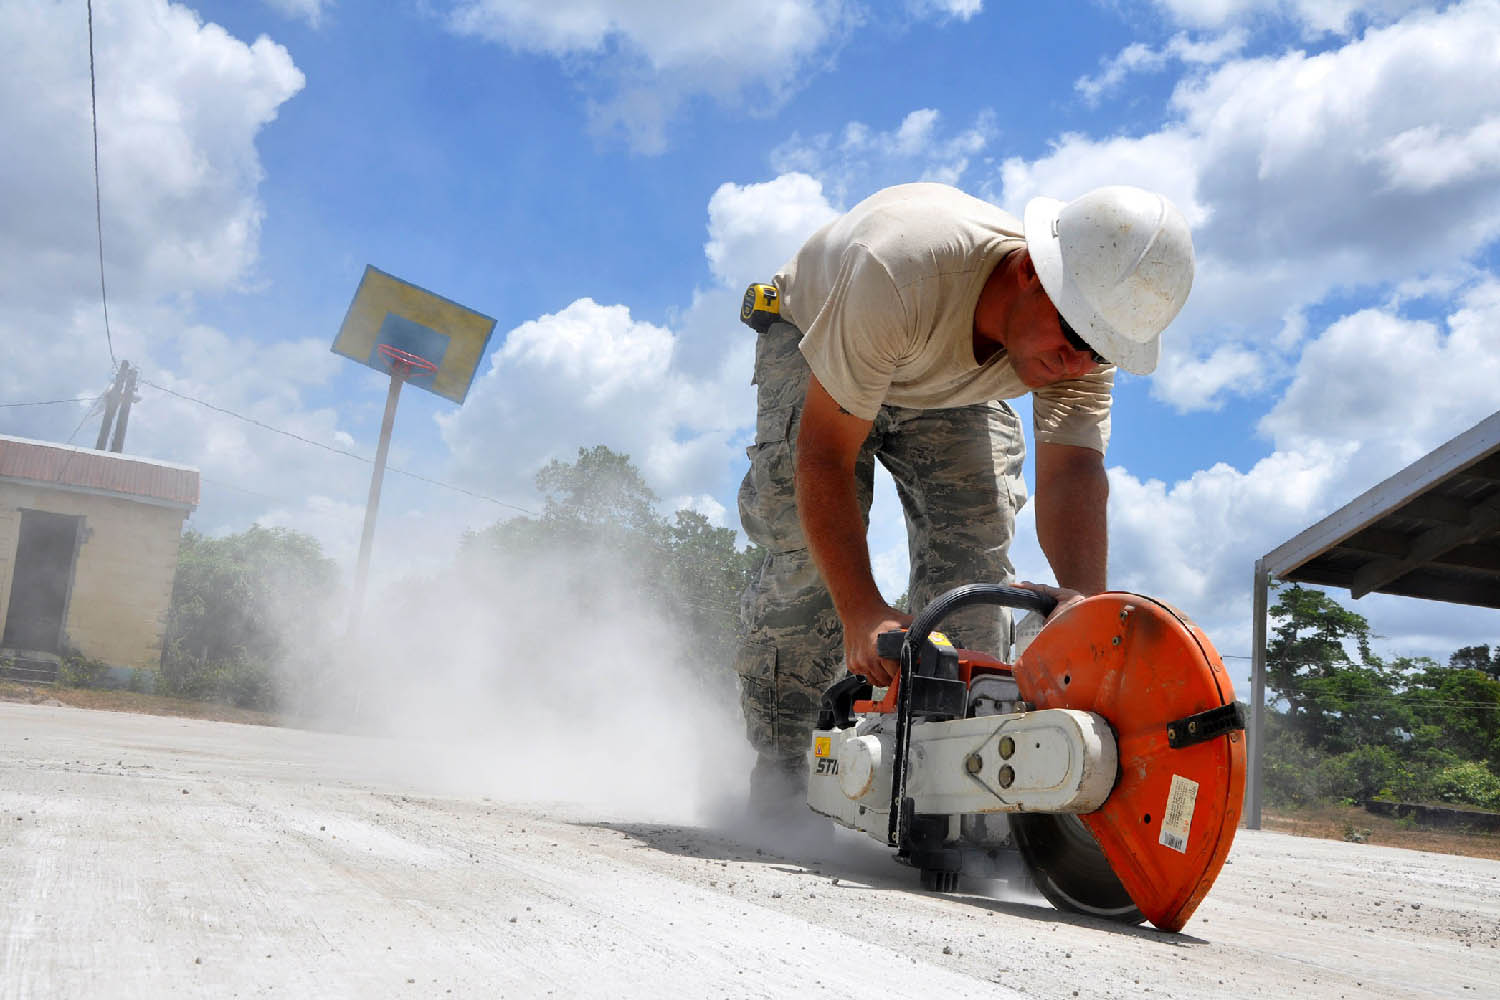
[0,482,188,671]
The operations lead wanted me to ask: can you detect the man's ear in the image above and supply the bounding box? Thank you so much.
[1016,248,1040,286]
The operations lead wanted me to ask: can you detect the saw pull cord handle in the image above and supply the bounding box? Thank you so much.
[888,584,1059,850]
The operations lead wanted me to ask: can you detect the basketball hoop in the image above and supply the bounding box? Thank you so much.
[376,343,437,379]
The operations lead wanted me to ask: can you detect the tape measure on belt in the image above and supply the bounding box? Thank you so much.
[740,283,780,333]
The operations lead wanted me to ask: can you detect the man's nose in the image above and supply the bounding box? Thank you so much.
[1062,348,1095,377]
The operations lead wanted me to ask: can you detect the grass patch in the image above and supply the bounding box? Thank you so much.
[0,679,280,727]
[1262,802,1500,861]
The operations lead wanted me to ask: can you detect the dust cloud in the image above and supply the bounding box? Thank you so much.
[308,544,755,827]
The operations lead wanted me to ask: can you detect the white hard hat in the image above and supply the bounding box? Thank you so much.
[1023,186,1194,375]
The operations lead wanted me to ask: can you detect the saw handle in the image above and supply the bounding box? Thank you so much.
[875,629,908,661]
[904,583,1056,652]
[875,585,1057,663]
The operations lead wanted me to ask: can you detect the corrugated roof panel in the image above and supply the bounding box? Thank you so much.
[1262,411,1500,608]
[0,435,199,508]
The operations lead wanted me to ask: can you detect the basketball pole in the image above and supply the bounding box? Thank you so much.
[347,365,406,638]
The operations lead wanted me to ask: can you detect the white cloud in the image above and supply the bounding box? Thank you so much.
[1149,0,1432,36]
[996,129,1205,227]
[1259,280,1500,478]
[0,0,307,437]
[443,0,857,152]
[693,4,1500,667]
[1002,0,1500,412]
[906,0,982,21]
[441,2,1000,152]
[1097,282,1500,662]
[437,174,836,545]
[0,0,303,314]
[672,493,729,526]
[499,298,674,406]
[438,297,753,514]
[1151,344,1267,411]
[261,0,333,28]
[0,0,308,475]
[0,1,392,575]
[1075,30,1248,105]
[703,173,839,288]
[771,108,997,206]
[1076,42,1165,105]
[1378,116,1500,193]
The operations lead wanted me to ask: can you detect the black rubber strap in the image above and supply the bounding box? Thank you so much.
[1166,702,1246,749]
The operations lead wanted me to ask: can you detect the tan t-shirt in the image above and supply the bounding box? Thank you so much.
[775,183,1113,453]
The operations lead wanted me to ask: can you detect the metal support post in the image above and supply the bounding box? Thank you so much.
[1248,558,1269,829]
[346,369,405,637]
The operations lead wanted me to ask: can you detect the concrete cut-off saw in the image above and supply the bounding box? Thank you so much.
[808,585,1246,932]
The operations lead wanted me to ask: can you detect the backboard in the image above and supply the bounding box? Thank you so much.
[331,266,496,403]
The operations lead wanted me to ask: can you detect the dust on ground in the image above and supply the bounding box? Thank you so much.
[7,679,1500,862]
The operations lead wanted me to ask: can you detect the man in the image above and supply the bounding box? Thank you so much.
[734,182,1195,813]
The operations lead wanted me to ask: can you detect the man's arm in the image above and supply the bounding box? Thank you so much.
[1033,441,1109,596]
[796,374,910,686]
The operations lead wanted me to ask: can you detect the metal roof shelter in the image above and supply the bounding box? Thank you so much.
[1246,410,1500,827]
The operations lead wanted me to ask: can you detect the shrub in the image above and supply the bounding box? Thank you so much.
[1263,726,1324,807]
[58,652,110,689]
[1314,745,1409,803]
[1429,761,1500,811]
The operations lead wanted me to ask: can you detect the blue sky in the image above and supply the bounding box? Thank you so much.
[3,0,1499,684]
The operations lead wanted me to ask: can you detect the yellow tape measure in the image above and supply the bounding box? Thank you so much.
[739,283,781,333]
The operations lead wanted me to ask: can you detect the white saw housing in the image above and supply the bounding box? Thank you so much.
[808,708,1117,841]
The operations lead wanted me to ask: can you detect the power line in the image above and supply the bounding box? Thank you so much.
[135,376,752,614]
[1277,691,1500,709]
[136,376,538,517]
[64,386,111,445]
[0,396,99,409]
[86,0,115,369]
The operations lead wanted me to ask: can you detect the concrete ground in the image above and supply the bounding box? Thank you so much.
[3,700,1497,999]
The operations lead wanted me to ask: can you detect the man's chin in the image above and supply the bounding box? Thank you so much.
[1018,368,1053,389]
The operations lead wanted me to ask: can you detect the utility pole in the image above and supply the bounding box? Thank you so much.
[94,363,124,450]
[95,361,138,453]
[109,361,137,453]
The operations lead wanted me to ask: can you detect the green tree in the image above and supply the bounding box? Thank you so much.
[1266,583,1405,752]
[536,444,661,534]
[163,526,340,710]
[1262,582,1500,809]
[460,446,760,675]
[1402,659,1500,770]
[1449,644,1500,681]
[660,508,765,665]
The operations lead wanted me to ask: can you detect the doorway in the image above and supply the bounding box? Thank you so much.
[3,509,83,653]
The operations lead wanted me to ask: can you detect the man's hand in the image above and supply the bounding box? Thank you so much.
[844,605,913,687]
[1013,580,1087,623]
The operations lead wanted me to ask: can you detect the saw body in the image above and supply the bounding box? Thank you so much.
[806,587,1245,931]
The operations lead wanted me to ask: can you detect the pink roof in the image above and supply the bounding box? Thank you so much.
[0,435,199,509]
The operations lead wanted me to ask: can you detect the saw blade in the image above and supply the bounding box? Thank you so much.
[1011,812,1144,924]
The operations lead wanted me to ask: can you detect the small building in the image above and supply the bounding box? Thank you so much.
[0,434,199,684]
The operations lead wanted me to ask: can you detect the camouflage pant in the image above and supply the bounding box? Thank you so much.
[735,320,1028,767]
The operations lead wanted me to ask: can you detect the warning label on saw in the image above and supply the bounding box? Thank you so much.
[1159,774,1199,854]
